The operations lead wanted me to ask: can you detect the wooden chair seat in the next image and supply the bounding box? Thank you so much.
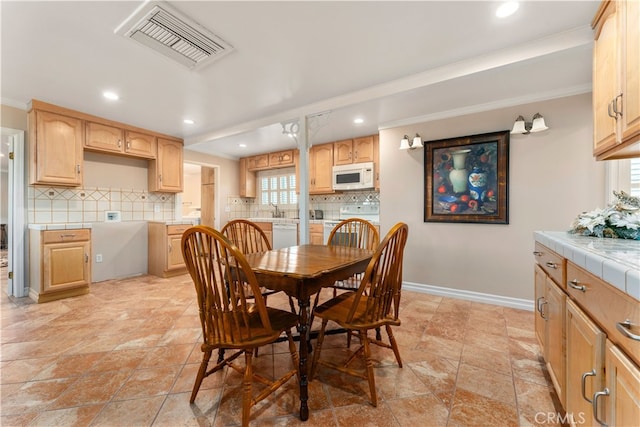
[310,222,408,407]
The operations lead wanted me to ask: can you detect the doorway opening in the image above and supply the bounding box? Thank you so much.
[181,162,219,229]
[1,127,27,298]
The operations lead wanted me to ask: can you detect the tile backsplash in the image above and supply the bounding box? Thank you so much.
[28,186,176,224]
[226,190,380,220]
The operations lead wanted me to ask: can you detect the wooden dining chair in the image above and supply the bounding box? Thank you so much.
[181,225,299,427]
[309,222,409,407]
[222,219,296,311]
[310,218,380,343]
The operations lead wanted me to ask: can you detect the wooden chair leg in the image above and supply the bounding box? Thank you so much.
[190,348,212,403]
[310,319,328,380]
[386,325,403,368]
[362,335,377,407]
[242,350,253,427]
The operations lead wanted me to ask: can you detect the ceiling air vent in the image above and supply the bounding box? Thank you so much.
[115,1,233,70]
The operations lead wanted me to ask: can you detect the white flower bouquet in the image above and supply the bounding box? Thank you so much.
[569,191,640,240]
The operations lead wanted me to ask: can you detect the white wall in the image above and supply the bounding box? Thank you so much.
[380,93,605,301]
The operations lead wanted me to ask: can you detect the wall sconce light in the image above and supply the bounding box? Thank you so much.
[510,113,548,134]
[399,133,423,150]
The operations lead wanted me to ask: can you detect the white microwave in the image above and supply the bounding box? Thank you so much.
[332,162,375,191]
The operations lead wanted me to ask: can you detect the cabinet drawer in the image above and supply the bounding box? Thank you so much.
[43,229,91,244]
[567,261,640,367]
[167,224,191,236]
[533,242,566,287]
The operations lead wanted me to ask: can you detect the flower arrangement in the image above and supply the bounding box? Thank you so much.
[569,191,640,240]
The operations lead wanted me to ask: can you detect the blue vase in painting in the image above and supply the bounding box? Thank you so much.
[468,167,487,201]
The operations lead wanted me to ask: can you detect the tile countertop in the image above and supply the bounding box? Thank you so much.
[28,223,93,230]
[534,231,640,300]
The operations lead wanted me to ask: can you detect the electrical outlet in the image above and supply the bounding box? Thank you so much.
[96,254,103,263]
[154,204,160,213]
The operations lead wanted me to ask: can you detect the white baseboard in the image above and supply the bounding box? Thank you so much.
[403,281,534,311]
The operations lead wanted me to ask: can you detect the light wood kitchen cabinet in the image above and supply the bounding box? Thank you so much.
[533,242,567,406]
[565,299,605,427]
[124,130,156,159]
[239,157,256,198]
[310,143,334,194]
[592,0,640,160]
[309,223,324,245]
[247,154,269,171]
[28,109,83,187]
[333,136,375,165]
[200,167,215,227]
[268,150,295,168]
[149,138,183,193]
[85,121,124,154]
[600,340,640,427]
[29,228,91,303]
[148,222,190,277]
[85,122,157,159]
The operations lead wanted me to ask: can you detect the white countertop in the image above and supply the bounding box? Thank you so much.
[28,223,92,230]
[534,231,640,300]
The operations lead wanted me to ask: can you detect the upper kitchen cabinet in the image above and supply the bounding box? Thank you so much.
[149,138,183,193]
[268,149,295,168]
[334,136,376,165]
[124,130,157,159]
[86,122,157,159]
[28,105,83,187]
[239,157,256,198]
[310,143,334,194]
[247,154,269,171]
[592,0,640,160]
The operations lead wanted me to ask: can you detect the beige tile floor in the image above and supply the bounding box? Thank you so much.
[1,274,562,426]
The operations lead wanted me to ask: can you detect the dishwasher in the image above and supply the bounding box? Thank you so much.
[272,223,298,249]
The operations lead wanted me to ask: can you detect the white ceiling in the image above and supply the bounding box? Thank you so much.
[1,1,599,162]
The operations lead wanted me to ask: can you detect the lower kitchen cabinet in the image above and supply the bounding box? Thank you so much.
[309,223,324,245]
[565,299,605,427]
[533,234,640,427]
[29,228,91,303]
[601,340,640,426]
[148,222,191,277]
[533,259,566,406]
[253,222,273,247]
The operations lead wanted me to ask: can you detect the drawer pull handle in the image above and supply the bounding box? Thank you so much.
[616,319,640,341]
[581,369,596,403]
[592,388,609,427]
[536,296,544,313]
[545,261,557,269]
[569,279,586,292]
[533,251,542,256]
[60,234,76,238]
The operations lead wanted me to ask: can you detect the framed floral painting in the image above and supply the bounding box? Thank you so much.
[424,130,509,224]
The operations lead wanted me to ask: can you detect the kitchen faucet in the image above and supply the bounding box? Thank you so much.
[270,203,283,218]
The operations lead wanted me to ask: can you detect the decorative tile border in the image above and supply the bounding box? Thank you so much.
[28,186,176,224]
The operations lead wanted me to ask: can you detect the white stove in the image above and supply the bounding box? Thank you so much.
[323,204,380,243]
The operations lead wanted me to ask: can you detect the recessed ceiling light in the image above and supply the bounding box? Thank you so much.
[183,119,195,124]
[103,91,119,101]
[496,1,519,18]
[239,143,247,148]
[353,118,364,124]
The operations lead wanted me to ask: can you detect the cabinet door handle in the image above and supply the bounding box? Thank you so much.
[85,253,89,263]
[536,296,545,314]
[127,141,131,150]
[159,174,162,183]
[354,150,358,159]
[607,99,616,118]
[545,261,557,269]
[568,279,586,292]
[76,164,81,174]
[613,94,623,118]
[592,388,609,427]
[616,319,640,341]
[533,251,542,256]
[581,369,596,403]
[118,139,122,148]
[168,242,172,252]
[540,300,548,320]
